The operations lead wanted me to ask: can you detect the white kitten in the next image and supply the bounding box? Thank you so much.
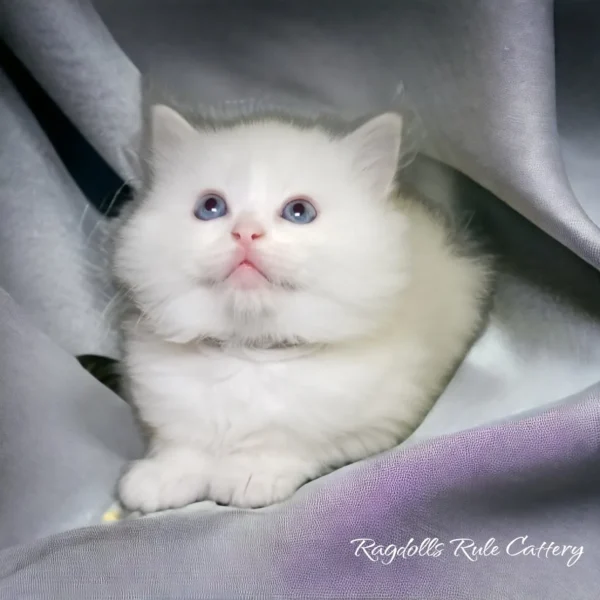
[114,105,492,512]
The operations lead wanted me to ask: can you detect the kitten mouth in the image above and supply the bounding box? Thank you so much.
[238,259,260,271]
[218,259,297,290]
[226,259,270,286]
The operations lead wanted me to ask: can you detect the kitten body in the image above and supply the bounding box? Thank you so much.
[115,106,491,511]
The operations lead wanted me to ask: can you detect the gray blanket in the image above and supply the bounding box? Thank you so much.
[1,1,599,598]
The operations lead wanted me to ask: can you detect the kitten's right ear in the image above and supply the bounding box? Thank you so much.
[343,112,403,198]
[149,104,195,155]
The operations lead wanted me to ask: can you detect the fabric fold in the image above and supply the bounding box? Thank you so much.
[0,68,118,357]
[0,289,143,550]
[0,0,141,182]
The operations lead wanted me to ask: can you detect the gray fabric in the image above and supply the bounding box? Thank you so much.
[0,0,599,598]
[0,0,140,181]
[0,69,118,357]
[0,288,143,548]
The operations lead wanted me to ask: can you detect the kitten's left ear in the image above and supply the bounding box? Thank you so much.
[343,113,403,197]
[149,104,195,156]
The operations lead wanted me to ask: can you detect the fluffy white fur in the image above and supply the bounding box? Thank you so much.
[115,105,491,512]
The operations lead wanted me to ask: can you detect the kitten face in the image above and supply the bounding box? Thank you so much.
[114,106,411,345]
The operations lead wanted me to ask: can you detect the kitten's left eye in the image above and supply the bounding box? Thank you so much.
[194,193,228,220]
[281,199,317,224]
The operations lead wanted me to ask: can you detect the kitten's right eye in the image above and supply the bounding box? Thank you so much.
[194,193,228,220]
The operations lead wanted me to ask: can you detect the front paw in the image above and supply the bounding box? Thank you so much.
[208,454,313,508]
[118,448,210,513]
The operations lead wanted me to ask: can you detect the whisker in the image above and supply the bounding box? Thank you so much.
[83,179,133,247]
[100,290,127,323]
[77,202,91,234]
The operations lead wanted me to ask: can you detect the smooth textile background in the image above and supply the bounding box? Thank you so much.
[0,1,599,598]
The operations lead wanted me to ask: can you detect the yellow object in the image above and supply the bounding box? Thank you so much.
[102,506,123,522]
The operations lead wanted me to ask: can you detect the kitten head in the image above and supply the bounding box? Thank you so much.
[114,105,411,345]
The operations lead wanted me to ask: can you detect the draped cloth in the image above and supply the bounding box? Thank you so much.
[0,1,599,598]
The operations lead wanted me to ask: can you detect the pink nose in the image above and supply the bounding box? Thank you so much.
[231,222,265,244]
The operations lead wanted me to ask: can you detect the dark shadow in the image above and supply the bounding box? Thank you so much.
[0,41,129,217]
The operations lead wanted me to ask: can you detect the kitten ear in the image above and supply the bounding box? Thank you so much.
[149,104,195,155]
[343,113,403,197]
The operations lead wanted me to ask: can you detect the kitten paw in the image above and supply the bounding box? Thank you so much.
[209,455,311,508]
[118,448,210,513]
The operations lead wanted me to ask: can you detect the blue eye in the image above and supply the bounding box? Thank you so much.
[194,193,228,220]
[281,199,317,224]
